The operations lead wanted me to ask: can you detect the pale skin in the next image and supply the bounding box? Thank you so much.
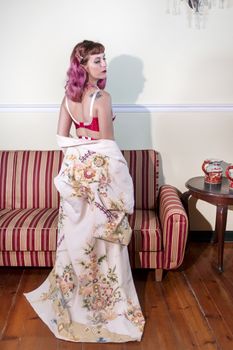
[57,52,114,140]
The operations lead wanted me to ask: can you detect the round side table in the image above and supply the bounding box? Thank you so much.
[182,176,233,272]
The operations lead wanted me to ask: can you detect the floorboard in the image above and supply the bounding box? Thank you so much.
[0,243,233,350]
[0,268,23,338]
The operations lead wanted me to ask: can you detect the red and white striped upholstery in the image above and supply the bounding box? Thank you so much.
[159,185,188,269]
[0,208,58,252]
[0,251,55,267]
[0,150,188,276]
[0,151,63,210]
[0,151,62,266]
[122,150,159,209]
[123,150,188,270]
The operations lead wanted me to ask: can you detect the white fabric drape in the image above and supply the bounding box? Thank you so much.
[24,135,145,343]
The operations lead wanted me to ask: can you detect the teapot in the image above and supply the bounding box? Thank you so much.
[226,165,233,190]
[202,159,223,184]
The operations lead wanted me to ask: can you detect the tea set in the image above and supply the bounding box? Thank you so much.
[202,159,233,190]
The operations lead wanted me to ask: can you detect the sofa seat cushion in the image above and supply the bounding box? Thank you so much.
[0,208,58,252]
[0,251,55,267]
[128,209,162,252]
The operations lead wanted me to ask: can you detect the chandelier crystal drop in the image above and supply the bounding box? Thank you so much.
[167,0,226,28]
[187,0,225,12]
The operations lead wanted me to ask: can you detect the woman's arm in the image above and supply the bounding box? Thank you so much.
[97,92,114,140]
[57,97,72,136]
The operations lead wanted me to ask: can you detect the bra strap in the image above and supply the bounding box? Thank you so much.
[89,89,99,118]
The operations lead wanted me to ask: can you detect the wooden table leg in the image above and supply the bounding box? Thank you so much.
[215,205,228,272]
[212,219,219,244]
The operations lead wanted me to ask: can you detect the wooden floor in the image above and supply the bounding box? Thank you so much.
[1,242,233,350]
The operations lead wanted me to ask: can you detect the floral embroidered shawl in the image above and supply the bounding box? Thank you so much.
[24,135,145,343]
[54,135,134,246]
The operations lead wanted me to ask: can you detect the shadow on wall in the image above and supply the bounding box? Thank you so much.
[107,55,152,150]
[189,197,212,231]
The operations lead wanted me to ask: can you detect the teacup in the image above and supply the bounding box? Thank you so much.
[202,159,223,184]
[226,165,233,190]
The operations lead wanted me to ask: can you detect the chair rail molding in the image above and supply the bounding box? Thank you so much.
[0,103,233,113]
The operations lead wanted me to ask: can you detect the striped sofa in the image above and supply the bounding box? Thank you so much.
[0,150,188,281]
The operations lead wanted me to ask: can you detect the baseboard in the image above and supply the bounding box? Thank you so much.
[190,231,233,242]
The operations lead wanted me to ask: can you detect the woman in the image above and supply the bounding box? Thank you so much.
[24,40,145,343]
[57,40,114,141]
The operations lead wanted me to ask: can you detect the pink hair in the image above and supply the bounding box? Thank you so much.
[65,40,106,102]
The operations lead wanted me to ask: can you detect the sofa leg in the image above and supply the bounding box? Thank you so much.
[155,268,163,282]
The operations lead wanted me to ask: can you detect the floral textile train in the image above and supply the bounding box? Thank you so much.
[24,135,145,343]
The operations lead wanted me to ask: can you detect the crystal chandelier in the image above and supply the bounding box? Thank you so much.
[186,0,225,12]
[167,0,226,28]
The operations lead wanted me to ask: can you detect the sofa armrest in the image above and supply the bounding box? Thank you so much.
[158,185,188,270]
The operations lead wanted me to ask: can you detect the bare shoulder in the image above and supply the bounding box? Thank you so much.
[95,90,112,110]
[98,90,111,99]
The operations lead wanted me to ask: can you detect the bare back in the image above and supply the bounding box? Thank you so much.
[57,88,114,140]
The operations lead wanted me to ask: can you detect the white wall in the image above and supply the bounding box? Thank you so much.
[0,0,233,230]
[1,0,233,103]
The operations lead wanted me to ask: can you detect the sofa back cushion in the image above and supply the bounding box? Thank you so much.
[0,151,16,209]
[122,150,159,210]
[0,151,63,209]
[0,149,159,210]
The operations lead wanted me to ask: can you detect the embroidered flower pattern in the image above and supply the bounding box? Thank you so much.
[73,184,94,203]
[78,243,122,326]
[94,215,132,245]
[39,268,76,339]
[124,300,145,332]
[57,199,66,229]
[32,146,145,342]
[40,265,75,300]
[55,264,76,297]
[62,152,131,243]
[63,152,110,203]
[84,167,96,179]
[93,155,105,167]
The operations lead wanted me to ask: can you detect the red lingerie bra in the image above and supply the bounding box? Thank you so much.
[72,117,100,132]
[65,90,115,140]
